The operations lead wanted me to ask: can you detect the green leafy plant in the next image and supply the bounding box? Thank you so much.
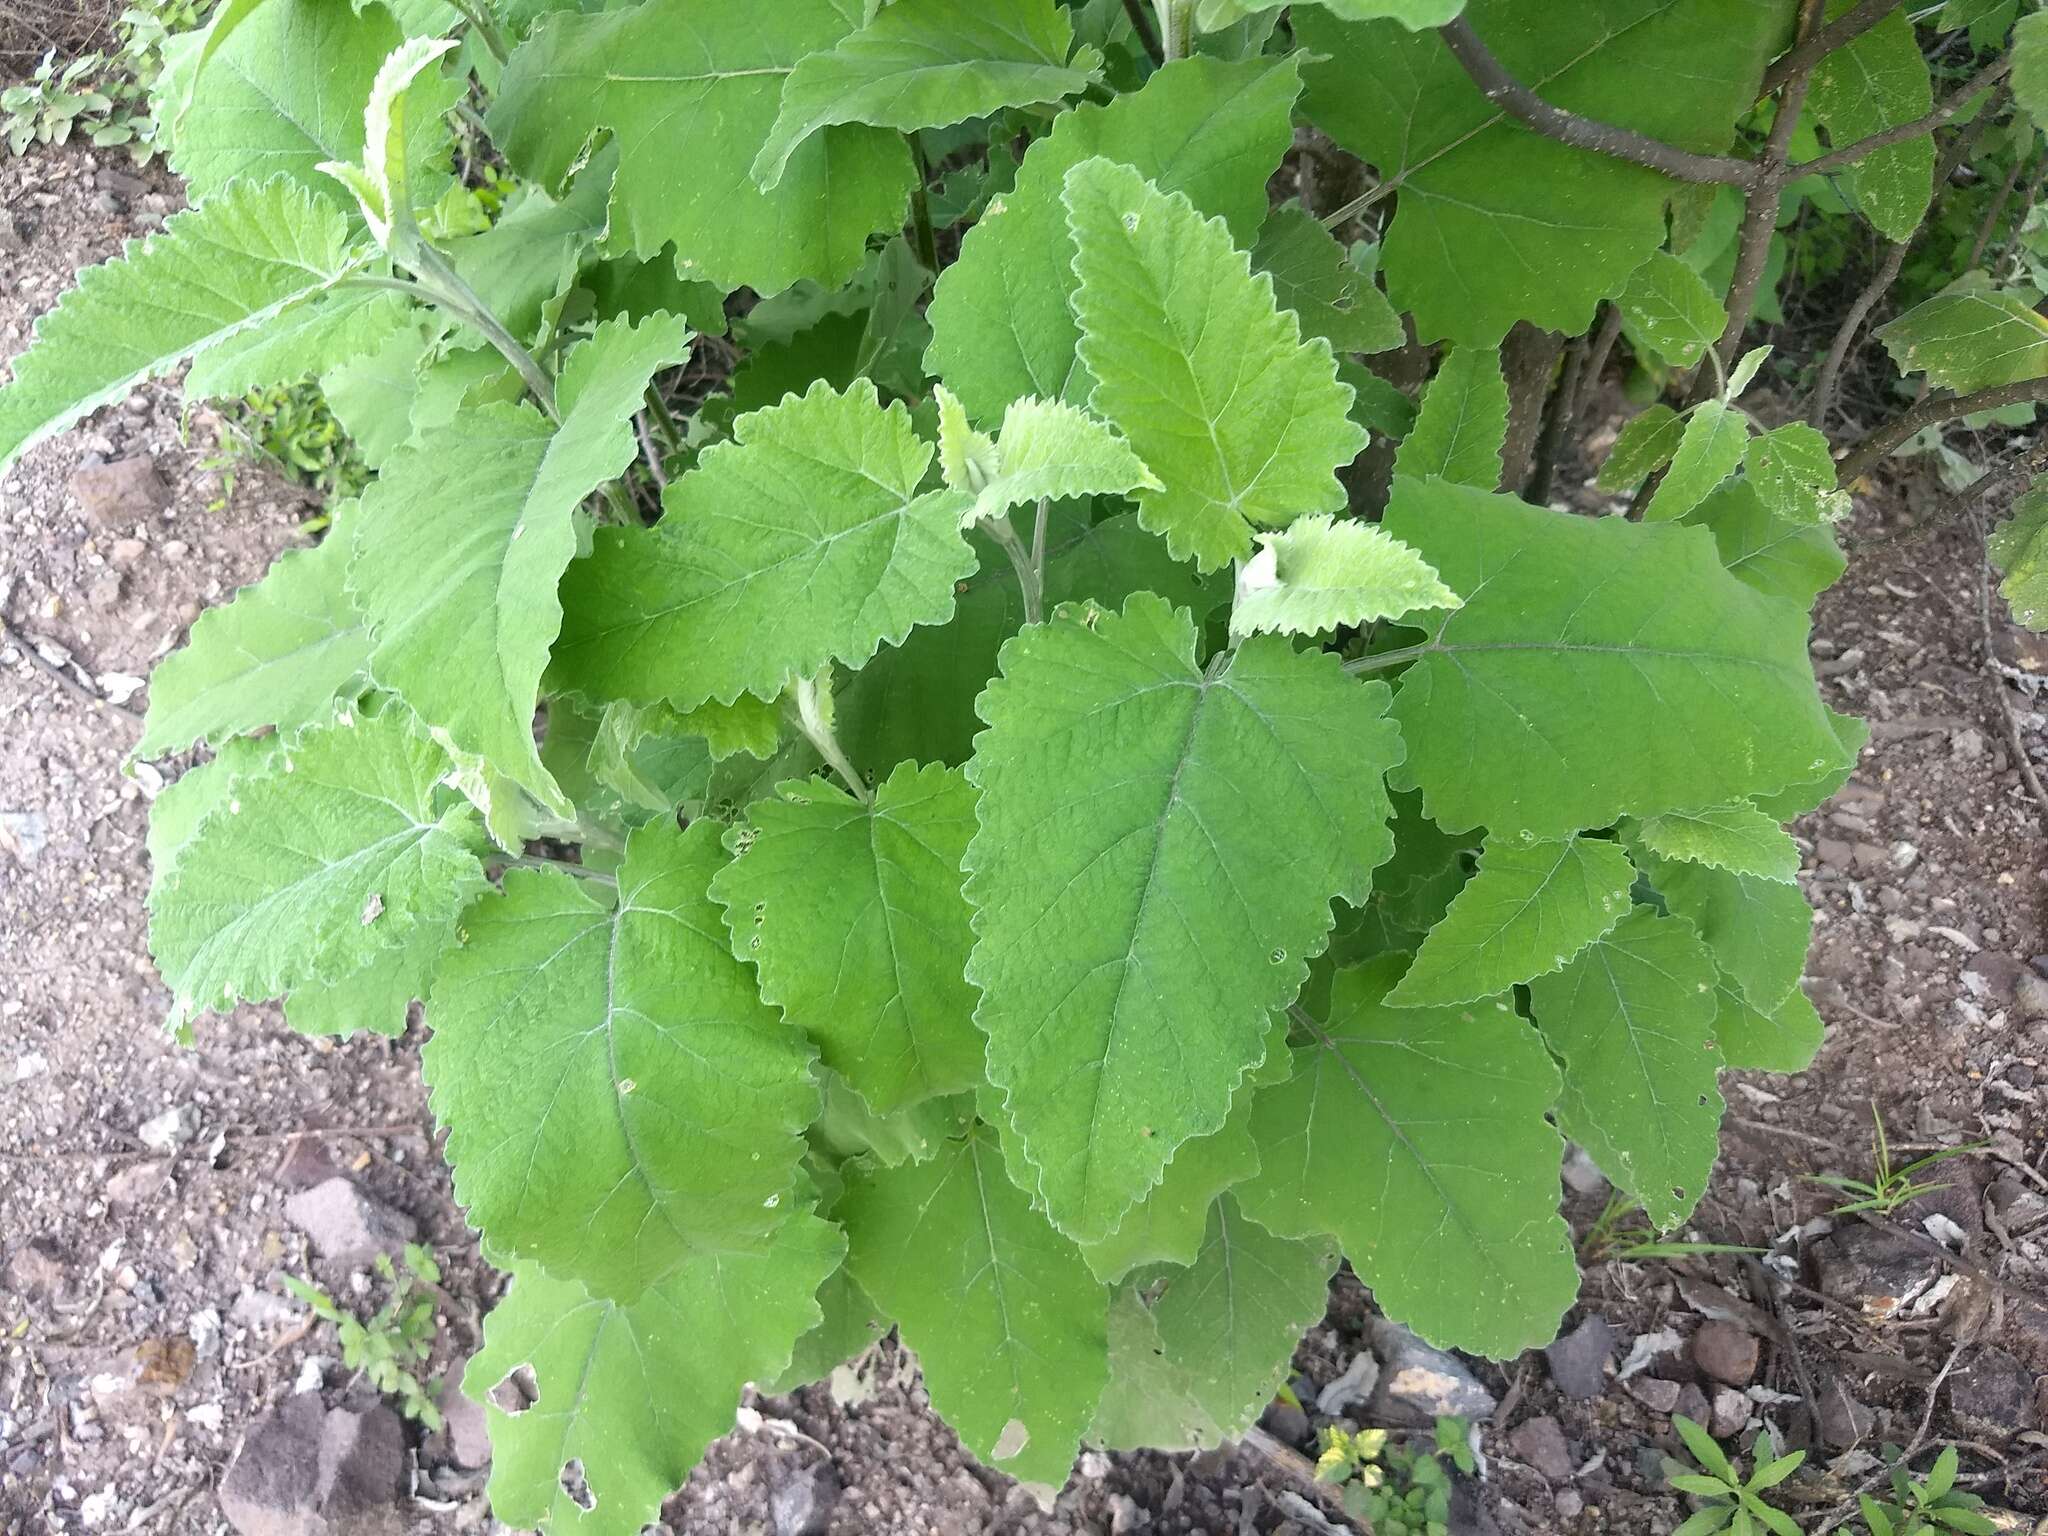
[1,1,2041,1531]
[1858,1444,1997,1536]
[1807,1104,1986,1218]
[1665,1415,1805,1536]
[1315,1417,1471,1534]
[3,0,214,161]
[282,1244,444,1428]
[1580,1191,1765,1263]
[209,380,373,506]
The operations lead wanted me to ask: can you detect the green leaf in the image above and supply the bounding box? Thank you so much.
[1750,706,1867,820]
[1077,1015,1291,1284]
[1674,1414,1738,1482]
[1805,0,1935,241]
[490,0,916,292]
[148,706,490,1030]
[1198,0,1465,29]
[1619,251,1728,368]
[1646,400,1750,523]
[840,1122,1108,1490]
[1298,1,1780,343]
[1877,285,2048,394]
[965,594,1402,1242]
[137,527,369,758]
[1682,480,1847,609]
[1712,976,1823,1074]
[423,819,818,1300]
[446,145,617,346]
[1629,805,1800,884]
[1142,1197,1337,1436]
[1064,156,1363,571]
[318,37,459,245]
[1640,850,1812,1010]
[1991,484,2048,629]
[1392,344,1509,489]
[710,762,983,1116]
[1381,478,1850,839]
[2015,11,2048,123]
[766,1256,892,1393]
[186,287,413,401]
[1527,906,1724,1227]
[0,177,371,474]
[1251,204,1405,354]
[350,314,691,812]
[752,0,1102,191]
[172,0,447,208]
[1597,405,1686,493]
[1229,514,1460,639]
[937,388,1160,524]
[470,1210,843,1536]
[147,735,282,878]
[1744,423,1844,525]
[284,909,455,1041]
[1090,1286,1227,1452]
[1238,955,1577,1356]
[926,53,1301,423]
[551,379,977,711]
[1386,835,1636,1008]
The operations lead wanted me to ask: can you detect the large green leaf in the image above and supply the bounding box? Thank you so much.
[1297,1,1780,343]
[1528,906,1724,1228]
[1640,849,1812,1008]
[490,0,916,292]
[1877,285,2048,393]
[1392,344,1509,488]
[1251,204,1406,354]
[423,820,818,1300]
[1387,835,1636,1007]
[1804,0,1934,241]
[1713,975,1824,1074]
[1142,1197,1337,1436]
[926,53,1301,422]
[185,287,413,400]
[709,762,983,1116]
[470,1211,843,1536]
[840,1123,1107,1491]
[1991,485,2048,630]
[148,707,489,1030]
[0,178,371,474]
[964,594,1402,1242]
[550,380,976,711]
[1229,514,1461,639]
[1239,956,1576,1356]
[1091,1287,1227,1452]
[1751,706,1867,820]
[1380,478,1851,839]
[1199,0,1465,25]
[350,315,690,812]
[753,0,1102,189]
[2017,10,2048,121]
[1064,156,1363,570]
[137,526,369,758]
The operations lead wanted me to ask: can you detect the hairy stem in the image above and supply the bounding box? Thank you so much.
[1341,642,1430,676]
[1030,497,1051,597]
[1836,376,2048,484]
[982,513,1044,626]
[407,241,558,421]
[792,673,870,803]
[1153,0,1190,62]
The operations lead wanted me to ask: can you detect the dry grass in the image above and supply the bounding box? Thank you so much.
[0,0,121,77]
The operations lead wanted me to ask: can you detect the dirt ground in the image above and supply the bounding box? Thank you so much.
[4,136,2048,1536]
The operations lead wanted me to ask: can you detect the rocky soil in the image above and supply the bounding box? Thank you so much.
[3,137,2048,1536]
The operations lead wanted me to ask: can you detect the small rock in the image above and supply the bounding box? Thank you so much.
[87,573,122,610]
[1851,841,1889,874]
[1509,1415,1573,1482]
[1259,1396,1309,1446]
[1816,836,1855,871]
[770,1460,841,1536]
[13,1052,47,1082]
[162,538,191,562]
[1690,1322,1759,1387]
[70,456,167,527]
[0,212,26,252]
[108,537,146,566]
[1965,953,2026,1005]
[137,1105,197,1153]
[1554,1489,1584,1522]
[1369,1320,1496,1424]
[5,1238,65,1297]
[1108,1493,1146,1534]
[218,1397,406,1536]
[2017,973,2048,1024]
[1675,1382,1711,1427]
[1813,1223,1943,1321]
[1314,1351,1378,1415]
[283,1178,418,1266]
[1624,1376,1681,1414]
[0,810,49,866]
[106,1160,170,1207]
[1949,1346,2039,1427]
[92,188,125,217]
[437,1357,492,1470]
[1544,1315,1614,1400]
[133,1336,196,1397]
[1816,1375,1875,1449]
[95,168,148,198]
[1710,1387,1749,1438]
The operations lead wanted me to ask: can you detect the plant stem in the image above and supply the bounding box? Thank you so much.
[981,513,1044,625]
[1029,497,1050,598]
[1121,0,1163,64]
[1835,375,2048,483]
[406,240,559,421]
[505,854,615,886]
[1153,0,1190,61]
[1341,642,1430,676]
[908,135,940,274]
[1759,0,1898,98]
[1796,52,2010,178]
[792,673,870,803]
[445,0,513,65]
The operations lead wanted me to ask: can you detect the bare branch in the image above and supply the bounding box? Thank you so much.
[1807,238,1907,428]
[1758,0,1899,98]
[1797,53,2012,178]
[1836,375,2048,484]
[1435,17,1757,186]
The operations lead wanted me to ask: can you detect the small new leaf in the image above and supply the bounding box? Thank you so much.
[1229,514,1459,639]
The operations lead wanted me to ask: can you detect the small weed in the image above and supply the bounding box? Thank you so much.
[2,0,213,162]
[208,381,372,507]
[1807,1104,1985,1219]
[282,1243,444,1428]
[1664,1413,1804,1535]
[1858,1444,1996,1535]
[1315,1415,1473,1535]
[1581,1191,1765,1263]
